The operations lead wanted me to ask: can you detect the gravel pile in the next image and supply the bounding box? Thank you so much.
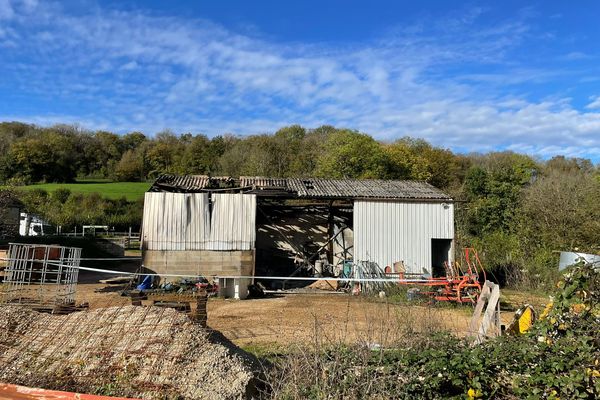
[0,305,257,400]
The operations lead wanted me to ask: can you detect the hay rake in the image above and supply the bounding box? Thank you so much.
[398,248,485,304]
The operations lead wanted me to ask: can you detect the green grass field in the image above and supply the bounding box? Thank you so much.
[14,180,151,201]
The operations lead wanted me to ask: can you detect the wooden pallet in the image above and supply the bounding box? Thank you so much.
[129,291,208,326]
[468,280,501,344]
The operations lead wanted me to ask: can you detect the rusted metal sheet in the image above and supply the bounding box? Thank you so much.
[0,383,138,399]
[240,176,288,189]
[353,200,454,274]
[149,175,234,192]
[150,175,452,200]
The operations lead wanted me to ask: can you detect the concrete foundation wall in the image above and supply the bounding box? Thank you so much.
[142,249,254,279]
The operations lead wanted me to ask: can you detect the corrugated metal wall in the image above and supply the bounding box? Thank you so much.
[141,192,256,251]
[209,193,256,250]
[353,200,454,275]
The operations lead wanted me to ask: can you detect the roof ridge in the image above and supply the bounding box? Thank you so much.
[150,175,452,200]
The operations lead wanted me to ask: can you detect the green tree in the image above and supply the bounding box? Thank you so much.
[385,139,431,181]
[144,131,184,177]
[386,138,465,189]
[315,129,389,179]
[219,135,277,176]
[520,169,600,253]
[122,131,147,151]
[7,130,78,183]
[114,150,145,181]
[271,125,307,176]
[179,134,223,175]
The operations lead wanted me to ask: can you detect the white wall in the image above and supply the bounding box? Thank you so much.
[141,192,256,251]
[353,200,454,275]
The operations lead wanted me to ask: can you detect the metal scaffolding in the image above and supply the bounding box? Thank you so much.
[1,243,81,307]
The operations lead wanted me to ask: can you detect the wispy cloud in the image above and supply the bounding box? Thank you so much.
[1,0,600,159]
[586,96,600,110]
[564,51,591,61]
[0,0,15,20]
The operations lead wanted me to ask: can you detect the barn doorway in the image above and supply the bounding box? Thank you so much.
[431,239,452,277]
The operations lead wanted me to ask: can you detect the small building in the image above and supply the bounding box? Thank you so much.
[0,195,22,239]
[19,212,53,236]
[141,175,454,299]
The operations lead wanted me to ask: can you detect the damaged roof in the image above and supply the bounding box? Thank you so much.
[149,174,452,201]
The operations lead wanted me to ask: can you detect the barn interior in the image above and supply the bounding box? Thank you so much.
[254,198,354,288]
[145,175,454,294]
[148,175,358,288]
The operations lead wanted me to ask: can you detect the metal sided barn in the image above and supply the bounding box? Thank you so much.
[140,175,454,299]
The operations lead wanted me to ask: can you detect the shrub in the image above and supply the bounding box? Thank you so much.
[263,263,600,399]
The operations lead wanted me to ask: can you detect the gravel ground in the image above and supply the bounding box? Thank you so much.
[0,305,258,400]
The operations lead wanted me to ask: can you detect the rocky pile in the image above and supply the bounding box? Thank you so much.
[0,305,257,400]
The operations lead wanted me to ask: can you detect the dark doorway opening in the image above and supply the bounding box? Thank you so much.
[431,239,452,277]
[254,199,353,289]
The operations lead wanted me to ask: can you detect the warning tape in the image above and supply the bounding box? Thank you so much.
[74,265,434,283]
[0,257,141,261]
[1,257,431,283]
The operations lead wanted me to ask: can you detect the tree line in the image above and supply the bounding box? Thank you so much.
[0,122,463,188]
[1,121,599,287]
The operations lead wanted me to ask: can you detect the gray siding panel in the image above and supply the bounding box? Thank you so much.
[141,192,256,251]
[210,193,256,250]
[353,200,454,275]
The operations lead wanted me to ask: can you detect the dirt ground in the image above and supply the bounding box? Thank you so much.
[69,282,550,348]
[72,283,474,346]
[2,277,550,349]
[208,293,474,347]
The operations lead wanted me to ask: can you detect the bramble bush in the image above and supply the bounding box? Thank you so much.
[264,263,599,399]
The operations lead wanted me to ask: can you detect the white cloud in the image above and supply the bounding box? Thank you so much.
[586,96,600,110]
[120,61,139,71]
[564,51,590,61]
[1,2,600,159]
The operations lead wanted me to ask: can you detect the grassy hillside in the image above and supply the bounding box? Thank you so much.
[15,180,151,201]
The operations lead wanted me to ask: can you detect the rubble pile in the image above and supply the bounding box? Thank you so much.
[0,305,256,400]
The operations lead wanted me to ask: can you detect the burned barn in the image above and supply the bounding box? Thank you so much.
[140,175,454,299]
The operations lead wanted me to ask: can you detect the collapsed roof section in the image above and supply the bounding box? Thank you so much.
[150,174,452,201]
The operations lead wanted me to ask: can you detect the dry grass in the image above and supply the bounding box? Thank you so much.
[208,294,474,348]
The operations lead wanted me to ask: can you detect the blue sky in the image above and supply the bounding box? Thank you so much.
[1,1,600,160]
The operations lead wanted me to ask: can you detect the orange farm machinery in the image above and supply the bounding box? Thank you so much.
[393,248,486,304]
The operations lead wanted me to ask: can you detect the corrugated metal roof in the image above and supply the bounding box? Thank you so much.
[239,176,288,189]
[150,175,451,200]
[150,175,234,192]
